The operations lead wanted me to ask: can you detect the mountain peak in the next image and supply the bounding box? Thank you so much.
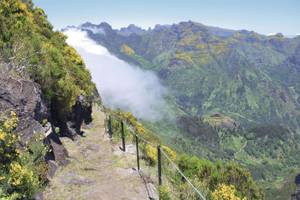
[117,24,145,36]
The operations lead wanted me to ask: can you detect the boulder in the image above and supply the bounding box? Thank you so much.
[0,66,70,168]
[0,69,48,144]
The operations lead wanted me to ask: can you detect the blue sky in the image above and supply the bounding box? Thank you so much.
[32,0,300,36]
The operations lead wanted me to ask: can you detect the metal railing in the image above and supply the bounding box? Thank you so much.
[105,113,206,200]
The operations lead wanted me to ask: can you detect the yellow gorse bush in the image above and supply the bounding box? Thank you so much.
[212,184,246,200]
[0,176,5,181]
[162,145,176,161]
[145,144,157,164]
[0,111,45,199]
[0,112,19,162]
[2,111,18,132]
[0,129,5,141]
[8,162,38,188]
[120,44,135,56]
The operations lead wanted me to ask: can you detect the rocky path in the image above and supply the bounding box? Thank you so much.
[43,107,150,200]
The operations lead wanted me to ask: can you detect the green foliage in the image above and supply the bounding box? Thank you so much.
[0,0,96,119]
[0,112,19,164]
[0,112,48,199]
[120,44,135,56]
[159,186,171,200]
[212,184,244,200]
[90,21,300,199]
[175,52,193,64]
[108,109,263,199]
[177,155,264,200]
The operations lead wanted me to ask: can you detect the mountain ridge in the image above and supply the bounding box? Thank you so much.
[76,20,299,39]
[73,20,300,200]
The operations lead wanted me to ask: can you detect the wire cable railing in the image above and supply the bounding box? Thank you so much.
[105,112,207,200]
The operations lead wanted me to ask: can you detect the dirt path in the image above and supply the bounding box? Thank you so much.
[43,107,150,200]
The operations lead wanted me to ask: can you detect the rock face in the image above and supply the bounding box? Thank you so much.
[1,63,95,178]
[0,69,47,144]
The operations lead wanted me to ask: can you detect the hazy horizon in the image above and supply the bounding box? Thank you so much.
[33,0,300,36]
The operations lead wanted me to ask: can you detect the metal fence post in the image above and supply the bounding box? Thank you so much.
[121,121,126,151]
[108,115,112,138]
[105,115,108,134]
[135,135,140,171]
[157,145,162,186]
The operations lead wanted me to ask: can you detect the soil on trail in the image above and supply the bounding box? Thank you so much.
[44,107,151,200]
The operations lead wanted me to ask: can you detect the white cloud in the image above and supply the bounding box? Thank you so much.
[267,32,278,36]
[81,26,106,35]
[65,28,108,56]
[64,28,168,121]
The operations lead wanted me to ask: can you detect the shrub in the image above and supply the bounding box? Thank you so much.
[144,144,157,165]
[0,111,19,164]
[212,184,244,200]
[159,186,171,200]
[0,112,48,199]
[120,44,135,56]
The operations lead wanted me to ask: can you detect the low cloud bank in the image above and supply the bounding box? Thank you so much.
[64,28,168,121]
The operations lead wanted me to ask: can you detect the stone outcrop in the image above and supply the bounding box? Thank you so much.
[0,63,95,184]
[0,69,48,144]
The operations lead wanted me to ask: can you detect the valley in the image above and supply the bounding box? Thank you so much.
[1,0,299,199]
[70,21,300,199]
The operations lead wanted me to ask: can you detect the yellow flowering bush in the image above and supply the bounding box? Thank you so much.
[143,145,176,166]
[0,112,19,163]
[159,186,171,200]
[120,44,135,56]
[145,144,157,165]
[162,145,177,161]
[2,111,18,131]
[9,162,38,187]
[212,184,245,200]
[0,111,47,199]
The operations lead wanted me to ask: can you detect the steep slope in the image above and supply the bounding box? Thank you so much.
[0,0,97,199]
[79,21,300,129]
[75,21,300,199]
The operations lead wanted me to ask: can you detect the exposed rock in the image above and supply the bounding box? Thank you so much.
[46,132,69,166]
[0,69,48,144]
[0,64,95,177]
[34,192,43,200]
[47,160,59,179]
[61,172,95,186]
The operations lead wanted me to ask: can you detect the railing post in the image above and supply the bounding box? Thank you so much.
[108,115,112,138]
[157,145,162,186]
[135,135,140,171]
[121,121,126,151]
[105,115,108,134]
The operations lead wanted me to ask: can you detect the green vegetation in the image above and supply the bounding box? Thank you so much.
[211,184,244,200]
[108,110,264,199]
[120,44,135,56]
[86,21,300,199]
[0,112,48,199]
[0,0,96,120]
[0,0,97,198]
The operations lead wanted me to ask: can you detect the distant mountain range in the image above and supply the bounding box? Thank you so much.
[70,21,300,199]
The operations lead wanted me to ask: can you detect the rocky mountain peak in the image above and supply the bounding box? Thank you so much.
[117,24,145,36]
